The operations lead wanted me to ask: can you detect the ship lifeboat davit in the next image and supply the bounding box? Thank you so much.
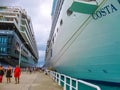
[69,0,98,14]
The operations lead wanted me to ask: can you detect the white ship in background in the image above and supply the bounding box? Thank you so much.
[0,6,39,67]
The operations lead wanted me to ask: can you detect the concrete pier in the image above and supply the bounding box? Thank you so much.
[0,71,63,90]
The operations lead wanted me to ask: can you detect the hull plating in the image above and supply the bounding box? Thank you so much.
[46,0,120,83]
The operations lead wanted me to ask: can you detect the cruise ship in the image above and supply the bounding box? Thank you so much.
[45,0,120,89]
[0,6,39,67]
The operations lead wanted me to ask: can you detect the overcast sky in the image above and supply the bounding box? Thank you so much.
[0,0,53,67]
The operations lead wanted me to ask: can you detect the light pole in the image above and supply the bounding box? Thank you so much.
[19,42,28,67]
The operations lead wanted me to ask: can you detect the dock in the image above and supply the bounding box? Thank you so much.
[0,71,63,90]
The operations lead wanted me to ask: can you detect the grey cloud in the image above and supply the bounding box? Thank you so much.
[37,44,46,51]
[0,0,18,6]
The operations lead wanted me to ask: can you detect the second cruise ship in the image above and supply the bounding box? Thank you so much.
[0,6,39,67]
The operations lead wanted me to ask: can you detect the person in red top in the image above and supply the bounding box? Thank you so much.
[14,65,21,84]
[0,66,4,83]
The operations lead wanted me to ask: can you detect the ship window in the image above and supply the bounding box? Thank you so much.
[0,48,2,53]
[23,49,28,55]
[0,37,2,43]
[0,37,8,44]
[0,47,6,53]
[8,37,12,44]
[50,49,52,57]
[7,48,11,54]
[60,19,63,26]
[52,37,54,43]
[57,28,59,32]
[3,48,6,53]
[67,9,73,16]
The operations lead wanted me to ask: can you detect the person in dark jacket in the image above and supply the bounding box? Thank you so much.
[0,65,4,83]
[6,65,12,83]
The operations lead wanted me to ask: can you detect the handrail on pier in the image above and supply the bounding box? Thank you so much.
[48,70,101,90]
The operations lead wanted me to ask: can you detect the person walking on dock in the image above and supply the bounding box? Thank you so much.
[14,65,21,84]
[6,65,12,83]
[0,66,4,83]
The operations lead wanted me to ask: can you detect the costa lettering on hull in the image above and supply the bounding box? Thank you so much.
[92,4,117,20]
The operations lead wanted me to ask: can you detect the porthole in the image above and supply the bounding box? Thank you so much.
[67,9,73,16]
[57,28,59,32]
[60,19,63,26]
[88,69,92,72]
[102,69,108,73]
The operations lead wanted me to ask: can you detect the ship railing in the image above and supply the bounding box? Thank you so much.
[49,71,101,90]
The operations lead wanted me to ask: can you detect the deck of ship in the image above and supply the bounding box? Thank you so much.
[0,71,63,90]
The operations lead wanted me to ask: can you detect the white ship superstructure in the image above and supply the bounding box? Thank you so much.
[45,0,120,85]
[0,6,38,67]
